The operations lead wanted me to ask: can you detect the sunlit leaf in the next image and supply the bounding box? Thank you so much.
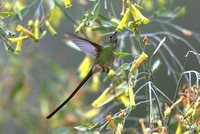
[74,123,94,131]
[116,63,132,75]
[153,37,166,55]
[152,59,161,72]
[113,51,132,57]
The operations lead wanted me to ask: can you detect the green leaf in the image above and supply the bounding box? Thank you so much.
[91,0,100,21]
[0,12,16,18]
[116,63,132,75]
[113,51,132,57]
[176,7,186,17]
[10,7,29,22]
[74,123,94,132]
[15,6,23,20]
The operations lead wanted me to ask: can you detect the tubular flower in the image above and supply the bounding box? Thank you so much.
[15,40,23,54]
[130,52,148,73]
[34,20,40,42]
[119,95,129,107]
[91,75,100,91]
[64,0,72,8]
[83,108,100,119]
[103,69,116,81]
[45,21,57,36]
[16,25,34,38]
[128,84,135,108]
[28,20,34,30]
[92,87,110,107]
[175,122,182,134]
[14,1,25,11]
[116,8,131,31]
[49,5,63,27]
[78,56,92,79]
[75,21,86,33]
[3,2,12,11]
[130,4,149,25]
[8,36,28,43]
[117,123,123,134]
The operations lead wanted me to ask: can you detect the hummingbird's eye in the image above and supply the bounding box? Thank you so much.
[108,31,118,44]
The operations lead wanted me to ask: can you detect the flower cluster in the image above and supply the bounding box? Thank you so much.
[117,0,149,34]
[8,19,57,54]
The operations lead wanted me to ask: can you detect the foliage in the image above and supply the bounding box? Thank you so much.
[0,0,199,133]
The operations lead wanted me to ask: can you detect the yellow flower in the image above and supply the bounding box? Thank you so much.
[14,1,25,11]
[16,25,34,38]
[92,87,110,107]
[8,36,28,42]
[117,123,123,134]
[3,2,12,11]
[164,107,171,118]
[128,84,135,108]
[130,4,149,25]
[28,20,34,30]
[119,95,129,107]
[34,20,40,42]
[116,8,130,31]
[45,21,57,36]
[175,122,182,134]
[83,108,100,119]
[49,5,63,27]
[91,75,100,91]
[103,69,116,81]
[137,0,153,11]
[92,82,128,107]
[15,40,23,54]
[78,56,92,79]
[64,0,72,8]
[130,52,148,73]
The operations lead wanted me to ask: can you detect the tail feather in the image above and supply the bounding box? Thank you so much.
[47,67,94,119]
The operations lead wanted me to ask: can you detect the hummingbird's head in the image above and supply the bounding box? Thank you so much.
[108,31,118,47]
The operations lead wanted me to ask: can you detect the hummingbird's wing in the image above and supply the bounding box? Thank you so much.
[63,33,102,57]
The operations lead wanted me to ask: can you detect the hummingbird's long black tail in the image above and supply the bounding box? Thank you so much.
[46,67,94,119]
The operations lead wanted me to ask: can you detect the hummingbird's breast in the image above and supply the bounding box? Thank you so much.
[96,46,115,68]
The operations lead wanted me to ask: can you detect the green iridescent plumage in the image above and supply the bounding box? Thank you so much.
[47,32,118,119]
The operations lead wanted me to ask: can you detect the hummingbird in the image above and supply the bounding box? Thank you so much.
[46,32,118,119]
